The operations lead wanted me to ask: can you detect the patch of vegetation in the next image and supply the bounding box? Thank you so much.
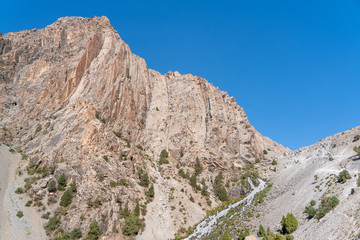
[354,135,360,142]
[15,187,24,194]
[87,220,100,240]
[35,124,42,133]
[138,172,149,187]
[263,149,268,155]
[113,131,122,138]
[25,200,32,207]
[338,170,351,183]
[16,210,24,218]
[272,159,278,165]
[122,213,143,236]
[178,168,189,179]
[9,148,16,154]
[44,216,61,234]
[48,179,57,193]
[354,146,360,157]
[214,172,228,202]
[95,111,106,124]
[159,149,169,164]
[57,173,67,191]
[304,196,339,220]
[253,183,272,206]
[281,213,298,234]
[194,157,203,175]
[87,198,102,208]
[102,155,109,162]
[136,145,143,150]
[146,184,155,198]
[118,178,128,187]
[60,188,73,207]
[98,174,104,182]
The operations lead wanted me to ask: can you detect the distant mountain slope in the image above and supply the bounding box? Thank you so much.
[247,126,360,239]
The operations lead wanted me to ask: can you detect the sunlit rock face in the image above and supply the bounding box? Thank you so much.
[0,16,289,239]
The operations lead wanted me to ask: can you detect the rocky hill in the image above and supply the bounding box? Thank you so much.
[0,16,289,239]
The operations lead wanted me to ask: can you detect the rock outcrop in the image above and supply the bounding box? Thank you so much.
[0,16,289,239]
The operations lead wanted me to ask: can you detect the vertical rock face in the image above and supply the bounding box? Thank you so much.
[0,16,289,239]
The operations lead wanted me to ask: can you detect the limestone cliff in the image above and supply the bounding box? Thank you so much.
[0,16,289,239]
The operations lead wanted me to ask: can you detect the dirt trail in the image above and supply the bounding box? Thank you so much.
[0,144,46,240]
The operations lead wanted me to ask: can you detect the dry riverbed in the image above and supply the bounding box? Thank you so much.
[0,143,46,240]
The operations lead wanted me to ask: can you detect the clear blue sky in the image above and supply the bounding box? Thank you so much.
[1,0,360,150]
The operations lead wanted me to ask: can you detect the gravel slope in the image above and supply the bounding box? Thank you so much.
[0,144,46,240]
[249,126,360,239]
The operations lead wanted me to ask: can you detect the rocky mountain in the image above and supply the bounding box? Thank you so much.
[0,16,289,239]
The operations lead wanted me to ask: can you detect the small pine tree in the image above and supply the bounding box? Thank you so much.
[194,157,203,175]
[258,224,267,237]
[58,173,67,191]
[281,213,298,234]
[60,188,73,207]
[122,213,142,236]
[134,199,140,217]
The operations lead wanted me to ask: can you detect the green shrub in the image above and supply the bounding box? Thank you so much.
[134,199,140,217]
[238,229,250,240]
[98,174,104,182]
[263,150,268,155]
[15,187,24,194]
[139,173,149,187]
[103,155,109,162]
[315,196,339,220]
[281,213,298,234]
[16,210,24,218]
[146,184,155,198]
[58,173,67,191]
[304,205,316,219]
[159,149,169,164]
[338,170,351,183]
[36,124,42,133]
[354,135,360,142]
[44,216,61,233]
[113,131,122,138]
[214,172,228,202]
[354,146,360,157]
[272,160,278,165]
[194,157,203,175]
[357,175,360,187]
[25,200,32,207]
[70,228,82,239]
[87,220,100,240]
[221,230,232,240]
[122,213,142,236]
[60,188,73,207]
[110,181,117,187]
[118,179,128,187]
[48,180,57,193]
[258,224,267,237]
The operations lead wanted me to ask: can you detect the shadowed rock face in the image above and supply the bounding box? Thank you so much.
[0,16,289,239]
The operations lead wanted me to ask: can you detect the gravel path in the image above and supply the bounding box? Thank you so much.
[0,144,46,240]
